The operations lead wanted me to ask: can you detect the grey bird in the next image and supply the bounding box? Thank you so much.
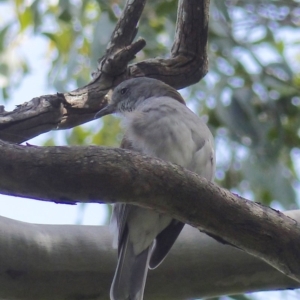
[95,77,215,300]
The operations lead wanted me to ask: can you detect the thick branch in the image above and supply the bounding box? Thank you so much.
[0,140,300,283]
[0,214,299,300]
[129,0,209,87]
[0,0,209,144]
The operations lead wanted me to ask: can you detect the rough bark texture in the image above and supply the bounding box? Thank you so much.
[1,140,300,284]
[0,214,299,300]
[0,0,209,144]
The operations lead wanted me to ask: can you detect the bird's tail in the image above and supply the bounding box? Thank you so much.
[110,232,153,300]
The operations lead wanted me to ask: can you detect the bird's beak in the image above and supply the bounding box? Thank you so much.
[94,104,116,119]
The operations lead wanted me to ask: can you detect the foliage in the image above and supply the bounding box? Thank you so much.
[203,0,300,207]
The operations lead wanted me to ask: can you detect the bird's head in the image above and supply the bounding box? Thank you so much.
[95,77,185,118]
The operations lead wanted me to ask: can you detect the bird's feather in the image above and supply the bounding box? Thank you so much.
[110,225,153,300]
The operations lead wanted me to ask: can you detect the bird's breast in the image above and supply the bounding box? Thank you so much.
[122,98,213,174]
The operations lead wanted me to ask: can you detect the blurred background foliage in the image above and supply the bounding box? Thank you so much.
[0,0,300,298]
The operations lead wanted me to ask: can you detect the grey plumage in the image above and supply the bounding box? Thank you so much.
[96,77,215,300]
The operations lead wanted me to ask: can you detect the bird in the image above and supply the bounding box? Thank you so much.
[95,77,215,300]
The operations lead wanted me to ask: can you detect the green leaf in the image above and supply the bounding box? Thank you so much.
[276,40,285,55]
[18,7,33,31]
[0,24,10,52]
[93,115,121,147]
[242,159,297,207]
[214,0,231,22]
[59,8,72,22]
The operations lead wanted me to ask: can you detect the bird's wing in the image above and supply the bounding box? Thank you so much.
[190,128,215,181]
[113,199,185,271]
[149,219,185,269]
[112,203,130,254]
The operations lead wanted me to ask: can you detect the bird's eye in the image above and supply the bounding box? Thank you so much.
[120,88,128,95]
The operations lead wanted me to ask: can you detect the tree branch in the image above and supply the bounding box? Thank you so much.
[129,0,209,87]
[0,214,299,300]
[0,0,209,144]
[1,140,300,283]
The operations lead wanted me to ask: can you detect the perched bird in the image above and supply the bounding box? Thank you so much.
[95,77,215,300]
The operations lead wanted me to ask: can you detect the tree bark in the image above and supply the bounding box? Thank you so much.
[0,212,299,300]
[1,140,300,284]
